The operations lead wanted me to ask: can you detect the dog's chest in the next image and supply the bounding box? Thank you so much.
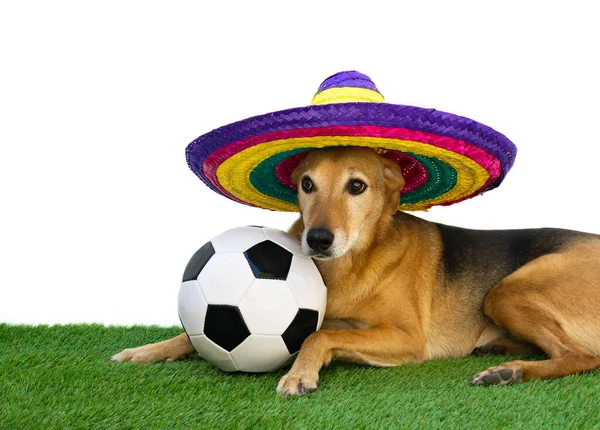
[324,290,358,320]
[318,260,404,323]
[322,278,376,321]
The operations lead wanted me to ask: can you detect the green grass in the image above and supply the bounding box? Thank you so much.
[1,324,599,429]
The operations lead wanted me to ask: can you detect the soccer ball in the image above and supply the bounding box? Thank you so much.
[178,226,327,372]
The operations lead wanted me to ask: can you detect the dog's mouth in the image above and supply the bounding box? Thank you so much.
[306,250,333,260]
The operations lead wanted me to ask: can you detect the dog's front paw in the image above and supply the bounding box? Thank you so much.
[110,345,178,363]
[277,371,319,397]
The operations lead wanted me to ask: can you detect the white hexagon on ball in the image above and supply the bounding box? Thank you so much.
[188,334,238,372]
[197,252,255,305]
[230,335,290,373]
[286,256,327,311]
[177,280,208,337]
[211,226,267,253]
[238,278,298,335]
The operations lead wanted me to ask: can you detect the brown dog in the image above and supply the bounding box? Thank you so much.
[112,147,600,396]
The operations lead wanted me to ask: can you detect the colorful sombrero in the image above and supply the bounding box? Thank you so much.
[186,71,517,212]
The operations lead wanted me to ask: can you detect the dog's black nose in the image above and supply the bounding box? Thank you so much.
[306,229,334,252]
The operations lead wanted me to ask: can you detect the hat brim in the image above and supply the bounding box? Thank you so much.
[186,102,516,212]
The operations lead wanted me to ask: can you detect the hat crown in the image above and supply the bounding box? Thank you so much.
[311,70,385,105]
[317,71,379,92]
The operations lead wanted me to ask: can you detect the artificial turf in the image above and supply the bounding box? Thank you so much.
[1,324,599,429]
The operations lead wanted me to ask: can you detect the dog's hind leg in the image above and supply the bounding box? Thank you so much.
[110,333,195,363]
[471,247,600,386]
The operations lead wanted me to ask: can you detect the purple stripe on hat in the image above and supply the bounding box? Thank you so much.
[317,71,379,92]
[185,103,517,198]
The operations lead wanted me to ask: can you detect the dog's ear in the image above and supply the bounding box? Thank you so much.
[381,158,405,192]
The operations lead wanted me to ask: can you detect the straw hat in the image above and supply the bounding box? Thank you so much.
[186,71,516,211]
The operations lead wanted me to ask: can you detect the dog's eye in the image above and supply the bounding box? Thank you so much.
[301,177,314,193]
[348,179,367,195]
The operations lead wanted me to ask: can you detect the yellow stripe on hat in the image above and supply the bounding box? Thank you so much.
[311,87,385,105]
[216,136,490,212]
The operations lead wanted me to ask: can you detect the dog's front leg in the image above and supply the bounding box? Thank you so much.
[110,333,195,363]
[277,327,424,397]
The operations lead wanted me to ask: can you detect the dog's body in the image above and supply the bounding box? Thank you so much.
[112,147,600,396]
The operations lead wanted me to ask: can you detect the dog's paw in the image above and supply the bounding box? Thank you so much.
[109,345,177,363]
[277,371,319,397]
[470,362,524,386]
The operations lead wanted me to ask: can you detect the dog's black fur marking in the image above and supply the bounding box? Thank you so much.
[436,224,591,292]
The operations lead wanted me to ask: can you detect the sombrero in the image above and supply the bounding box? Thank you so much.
[186,71,517,212]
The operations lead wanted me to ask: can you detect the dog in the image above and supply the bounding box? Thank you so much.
[112,146,600,397]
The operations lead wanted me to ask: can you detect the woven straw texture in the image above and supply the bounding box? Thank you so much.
[186,71,517,212]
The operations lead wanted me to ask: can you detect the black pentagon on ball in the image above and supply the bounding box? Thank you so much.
[182,241,215,282]
[282,309,319,354]
[244,240,293,280]
[204,305,251,352]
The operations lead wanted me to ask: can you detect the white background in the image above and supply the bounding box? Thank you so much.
[1,1,599,326]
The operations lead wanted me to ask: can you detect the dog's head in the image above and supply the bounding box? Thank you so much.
[291,147,405,259]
